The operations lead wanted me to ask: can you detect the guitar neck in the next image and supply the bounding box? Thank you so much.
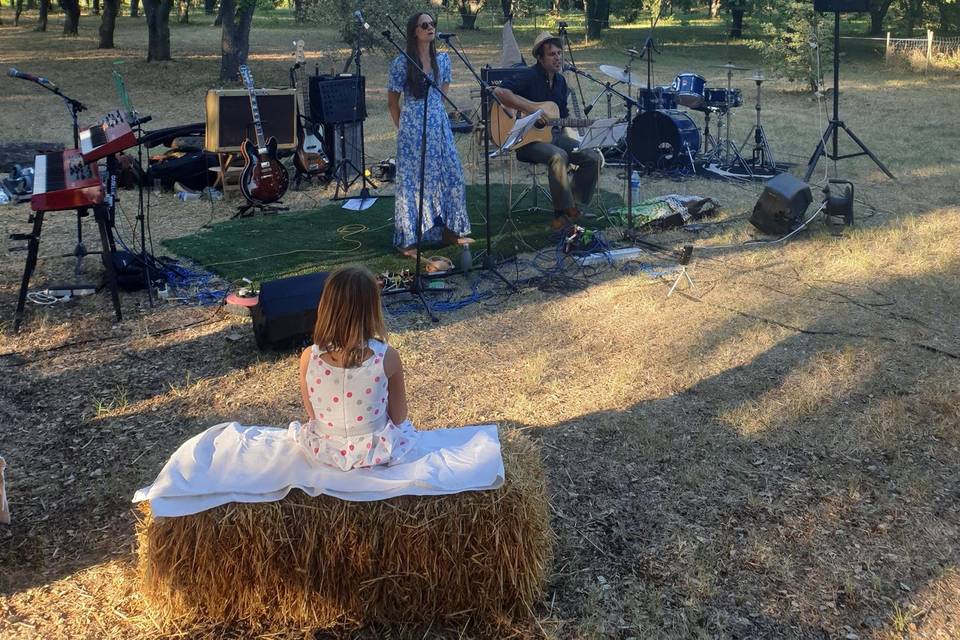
[296,66,311,123]
[550,117,593,128]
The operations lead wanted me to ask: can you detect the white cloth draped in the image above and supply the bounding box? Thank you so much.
[133,422,504,518]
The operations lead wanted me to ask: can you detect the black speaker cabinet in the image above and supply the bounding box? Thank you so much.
[251,271,329,351]
[481,66,527,86]
[205,89,298,153]
[750,174,813,236]
[309,75,366,126]
[813,0,869,12]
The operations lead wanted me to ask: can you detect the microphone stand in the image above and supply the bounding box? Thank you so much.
[558,22,588,114]
[567,65,641,236]
[440,34,517,291]
[381,28,461,323]
[334,22,379,205]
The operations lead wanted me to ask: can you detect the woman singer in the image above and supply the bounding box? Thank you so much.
[387,12,471,258]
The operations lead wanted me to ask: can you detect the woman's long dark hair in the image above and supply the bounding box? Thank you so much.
[405,12,439,100]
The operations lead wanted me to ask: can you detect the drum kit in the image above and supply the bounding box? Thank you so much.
[590,55,778,179]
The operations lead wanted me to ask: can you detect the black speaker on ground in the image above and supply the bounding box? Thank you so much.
[251,272,329,351]
[813,0,869,12]
[750,173,813,236]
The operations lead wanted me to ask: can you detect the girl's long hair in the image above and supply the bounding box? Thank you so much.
[405,12,438,100]
[312,265,387,367]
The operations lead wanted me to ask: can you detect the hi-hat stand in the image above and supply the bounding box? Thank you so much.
[804,10,894,181]
[739,72,777,175]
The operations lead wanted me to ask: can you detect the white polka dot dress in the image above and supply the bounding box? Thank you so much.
[292,339,417,471]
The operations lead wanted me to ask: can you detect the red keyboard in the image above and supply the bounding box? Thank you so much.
[30,149,104,212]
[79,110,136,162]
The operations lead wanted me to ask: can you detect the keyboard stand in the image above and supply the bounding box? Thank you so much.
[11,203,123,333]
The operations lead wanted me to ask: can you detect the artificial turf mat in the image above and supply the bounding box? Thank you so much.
[162,184,622,283]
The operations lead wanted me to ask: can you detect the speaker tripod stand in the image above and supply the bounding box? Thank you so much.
[804,10,894,181]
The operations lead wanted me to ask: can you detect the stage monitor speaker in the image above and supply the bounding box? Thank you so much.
[205,88,298,153]
[750,173,813,236]
[251,271,329,351]
[813,0,869,12]
[309,75,366,126]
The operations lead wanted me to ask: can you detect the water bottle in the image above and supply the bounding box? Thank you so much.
[629,170,642,205]
[175,190,201,202]
[459,242,473,274]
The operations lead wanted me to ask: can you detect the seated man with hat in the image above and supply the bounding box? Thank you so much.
[494,31,602,229]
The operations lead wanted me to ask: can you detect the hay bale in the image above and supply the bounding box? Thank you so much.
[136,430,552,632]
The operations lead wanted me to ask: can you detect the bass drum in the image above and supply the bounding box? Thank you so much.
[627,110,701,168]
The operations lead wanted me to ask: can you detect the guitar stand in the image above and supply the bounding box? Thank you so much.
[232,201,289,219]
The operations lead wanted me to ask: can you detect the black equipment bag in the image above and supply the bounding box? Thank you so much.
[251,272,329,351]
[146,151,218,191]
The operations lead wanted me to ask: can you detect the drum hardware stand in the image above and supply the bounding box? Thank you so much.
[804,10,894,182]
[232,201,289,219]
[740,73,777,175]
[443,41,518,293]
[639,8,664,95]
[667,245,698,298]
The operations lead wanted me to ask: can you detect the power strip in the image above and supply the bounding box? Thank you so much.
[575,247,644,266]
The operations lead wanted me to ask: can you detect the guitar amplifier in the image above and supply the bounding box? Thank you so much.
[204,88,298,153]
[481,66,527,86]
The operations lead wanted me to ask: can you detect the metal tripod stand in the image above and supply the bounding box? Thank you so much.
[740,72,777,174]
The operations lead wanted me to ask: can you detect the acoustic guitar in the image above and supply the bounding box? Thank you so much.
[292,40,328,177]
[238,64,290,206]
[489,100,594,150]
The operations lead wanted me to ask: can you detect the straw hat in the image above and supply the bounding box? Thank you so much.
[531,31,562,58]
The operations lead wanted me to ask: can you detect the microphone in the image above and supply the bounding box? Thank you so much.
[562,63,578,72]
[353,9,370,31]
[436,32,455,41]
[8,68,55,88]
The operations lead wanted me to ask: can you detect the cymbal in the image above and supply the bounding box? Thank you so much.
[624,48,640,57]
[747,74,766,82]
[598,64,637,85]
[713,62,750,71]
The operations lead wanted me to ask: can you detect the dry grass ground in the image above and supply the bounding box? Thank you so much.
[0,8,959,640]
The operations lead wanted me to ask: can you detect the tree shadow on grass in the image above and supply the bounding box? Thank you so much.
[517,264,959,638]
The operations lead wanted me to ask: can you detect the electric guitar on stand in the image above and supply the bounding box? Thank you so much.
[292,40,328,179]
[489,100,594,150]
[238,64,289,206]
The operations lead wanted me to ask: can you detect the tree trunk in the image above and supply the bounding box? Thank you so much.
[178,0,188,23]
[59,0,81,34]
[15,0,24,25]
[36,0,48,30]
[730,8,744,39]
[710,0,720,19]
[500,0,510,19]
[144,0,173,61]
[599,0,609,29]
[98,0,119,47]
[584,0,603,38]
[92,0,100,14]
[214,0,222,25]
[868,0,892,36]
[27,0,36,9]
[458,0,481,29]
[203,0,214,13]
[130,0,139,16]
[219,0,255,81]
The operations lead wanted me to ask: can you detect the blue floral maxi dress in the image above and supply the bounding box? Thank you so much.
[388,53,470,249]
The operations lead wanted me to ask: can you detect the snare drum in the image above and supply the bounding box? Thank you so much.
[703,87,743,109]
[673,73,706,109]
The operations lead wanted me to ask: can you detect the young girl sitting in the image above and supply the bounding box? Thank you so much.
[292,265,417,471]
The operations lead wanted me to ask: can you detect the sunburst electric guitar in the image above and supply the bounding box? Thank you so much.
[238,64,290,206]
[489,100,593,150]
[292,40,328,177]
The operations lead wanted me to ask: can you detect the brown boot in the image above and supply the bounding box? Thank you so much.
[563,207,582,222]
[550,215,569,230]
